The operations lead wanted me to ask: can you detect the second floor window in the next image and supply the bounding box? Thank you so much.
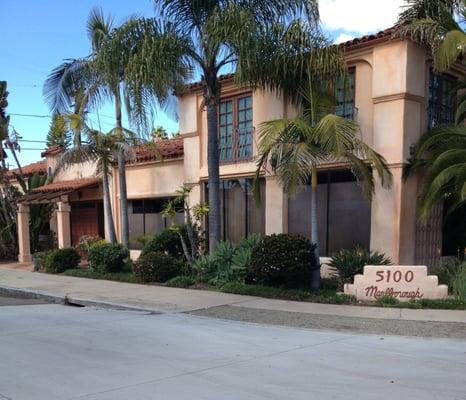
[335,68,355,120]
[428,71,456,129]
[219,94,253,162]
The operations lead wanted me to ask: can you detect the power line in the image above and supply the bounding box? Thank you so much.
[9,112,50,118]
[18,139,47,143]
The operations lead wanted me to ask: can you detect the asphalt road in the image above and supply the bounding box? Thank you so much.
[1,303,465,400]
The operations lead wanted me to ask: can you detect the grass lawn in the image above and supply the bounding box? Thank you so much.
[62,268,139,283]
[58,269,466,310]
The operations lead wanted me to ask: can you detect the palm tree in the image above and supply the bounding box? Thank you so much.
[254,80,393,291]
[0,81,9,169]
[397,0,465,71]
[408,126,465,220]
[117,0,344,254]
[57,121,135,243]
[44,8,142,247]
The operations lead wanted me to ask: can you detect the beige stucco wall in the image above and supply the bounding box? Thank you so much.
[15,36,465,265]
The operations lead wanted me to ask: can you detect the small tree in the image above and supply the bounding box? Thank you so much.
[162,184,209,265]
[46,114,71,149]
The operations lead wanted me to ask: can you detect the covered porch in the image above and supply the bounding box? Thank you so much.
[17,178,102,262]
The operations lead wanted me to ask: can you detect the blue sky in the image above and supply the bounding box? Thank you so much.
[3,0,404,167]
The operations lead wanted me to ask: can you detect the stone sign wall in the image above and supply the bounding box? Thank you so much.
[344,265,448,302]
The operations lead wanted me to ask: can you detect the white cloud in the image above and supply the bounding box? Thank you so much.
[334,33,355,44]
[320,0,405,35]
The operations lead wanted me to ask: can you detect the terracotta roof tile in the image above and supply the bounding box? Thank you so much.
[31,178,101,193]
[339,25,398,50]
[41,146,65,158]
[5,160,47,179]
[132,137,184,164]
[179,26,399,94]
[180,73,235,94]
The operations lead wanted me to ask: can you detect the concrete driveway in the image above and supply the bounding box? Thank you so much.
[1,304,465,400]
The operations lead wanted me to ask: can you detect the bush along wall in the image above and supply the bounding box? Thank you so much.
[43,248,81,274]
[247,234,316,289]
[88,243,129,273]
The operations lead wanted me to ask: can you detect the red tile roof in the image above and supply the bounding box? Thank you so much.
[41,146,65,158]
[31,178,101,193]
[132,138,184,164]
[184,73,235,93]
[5,160,47,179]
[340,26,398,51]
[180,26,399,94]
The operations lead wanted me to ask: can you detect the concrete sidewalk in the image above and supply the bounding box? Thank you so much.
[1,266,465,323]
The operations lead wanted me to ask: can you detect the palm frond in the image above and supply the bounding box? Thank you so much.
[87,6,114,52]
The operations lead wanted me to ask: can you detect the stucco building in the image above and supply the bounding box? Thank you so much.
[11,27,465,266]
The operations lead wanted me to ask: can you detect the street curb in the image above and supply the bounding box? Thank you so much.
[0,286,162,314]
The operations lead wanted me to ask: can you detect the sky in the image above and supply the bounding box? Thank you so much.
[2,0,405,167]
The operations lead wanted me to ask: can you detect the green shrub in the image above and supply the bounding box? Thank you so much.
[431,259,465,291]
[77,235,104,258]
[248,234,316,289]
[43,248,81,273]
[321,277,339,291]
[452,264,466,302]
[193,235,261,285]
[165,275,197,288]
[329,247,392,289]
[133,251,182,283]
[141,228,185,259]
[33,251,52,272]
[88,243,129,273]
[375,296,399,307]
[130,234,156,250]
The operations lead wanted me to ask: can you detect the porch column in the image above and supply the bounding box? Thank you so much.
[17,204,32,263]
[265,176,288,234]
[56,202,71,248]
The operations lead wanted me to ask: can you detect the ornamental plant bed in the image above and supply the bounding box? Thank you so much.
[47,269,466,310]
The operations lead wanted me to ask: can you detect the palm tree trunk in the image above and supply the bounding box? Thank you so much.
[114,88,129,247]
[102,165,117,243]
[310,164,321,291]
[206,103,221,255]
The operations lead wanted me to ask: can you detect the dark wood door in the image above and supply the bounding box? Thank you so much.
[71,202,101,246]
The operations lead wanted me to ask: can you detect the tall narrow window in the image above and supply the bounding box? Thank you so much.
[219,94,253,162]
[219,100,233,160]
[335,69,355,120]
[428,71,456,129]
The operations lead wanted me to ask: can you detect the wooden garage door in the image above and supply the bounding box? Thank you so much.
[71,202,102,246]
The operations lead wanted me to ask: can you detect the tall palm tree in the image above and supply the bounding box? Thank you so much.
[0,81,9,170]
[397,0,465,71]
[44,7,142,247]
[254,80,393,291]
[117,0,344,254]
[57,121,135,243]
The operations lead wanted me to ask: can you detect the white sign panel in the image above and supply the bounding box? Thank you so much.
[344,265,448,302]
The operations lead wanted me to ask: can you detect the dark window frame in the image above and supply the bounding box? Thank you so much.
[335,67,356,120]
[428,70,456,129]
[218,93,253,163]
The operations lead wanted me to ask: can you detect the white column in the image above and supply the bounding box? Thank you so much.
[17,204,32,263]
[56,202,71,248]
[265,176,288,234]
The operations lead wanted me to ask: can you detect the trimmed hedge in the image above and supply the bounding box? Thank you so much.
[43,248,81,274]
[89,242,129,273]
[248,234,316,289]
[133,251,182,283]
[141,228,185,259]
